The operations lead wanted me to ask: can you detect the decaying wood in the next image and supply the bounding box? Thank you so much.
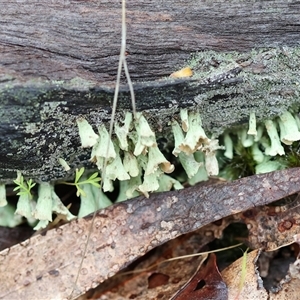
[1,1,300,182]
[2,1,300,83]
[85,220,228,299]
[1,168,300,299]
[242,193,300,251]
[80,193,300,299]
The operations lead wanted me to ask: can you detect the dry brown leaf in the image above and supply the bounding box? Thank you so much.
[83,220,233,300]
[171,253,227,300]
[222,249,268,300]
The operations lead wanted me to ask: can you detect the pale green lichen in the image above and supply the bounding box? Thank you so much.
[157,174,184,192]
[251,143,265,164]
[238,128,254,148]
[138,169,161,197]
[78,182,112,218]
[58,158,71,171]
[0,184,7,207]
[116,177,141,202]
[278,111,300,145]
[135,154,161,197]
[5,106,300,229]
[34,220,50,231]
[91,124,116,164]
[11,173,77,229]
[223,133,234,159]
[76,117,99,148]
[82,110,186,198]
[179,152,203,178]
[32,182,75,230]
[264,120,285,156]
[123,152,139,177]
[220,110,300,178]
[102,144,130,192]
[178,111,210,154]
[0,204,22,227]
[51,188,76,220]
[145,146,174,175]
[255,157,283,174]
[133,113,157,156]
[202,139,221,176]
[172,120,186,157]
[180,108,189,132]
[294,114,300,129]
[115,112,132,151]
[15,193,34,221]
[247,112,257,136]
[187,151,208,185]
[254,125,264,142]
[172,110,222,177]
[172,117,203,177]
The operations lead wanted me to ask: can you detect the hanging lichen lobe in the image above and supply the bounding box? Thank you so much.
[2,47,300,229]
[1,47,300,185]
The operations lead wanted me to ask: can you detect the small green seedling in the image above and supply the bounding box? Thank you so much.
[13,175,36,199]
[63,167,101,197]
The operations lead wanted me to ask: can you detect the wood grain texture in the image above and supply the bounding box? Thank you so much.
[1,0,300,83]
[1,0,300,182]
[1,168,300,299]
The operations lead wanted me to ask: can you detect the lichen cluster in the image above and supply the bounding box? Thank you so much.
[77,109,221,200]
[0,174,75,230]
[1,108,300,230]
[221,110,300,179]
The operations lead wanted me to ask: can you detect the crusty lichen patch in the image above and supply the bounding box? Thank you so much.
[1,47,300,185]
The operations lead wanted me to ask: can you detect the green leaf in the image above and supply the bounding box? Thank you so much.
[62,167,101,197]
[76,186,86,197]
[13,186,21,192]
[75,167,85,183]
[13,174,36,200]
[27,179,36,189]
[90,181,101,188]
[88,172,100,180]
[90,177,101,183]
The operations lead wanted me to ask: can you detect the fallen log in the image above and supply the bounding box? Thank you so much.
[1,168,300,299]
[1,1,300,182]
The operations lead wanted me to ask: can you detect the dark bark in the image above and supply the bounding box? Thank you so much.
[1,0,300,181]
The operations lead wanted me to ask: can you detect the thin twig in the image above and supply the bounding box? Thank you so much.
[70,0,135,298]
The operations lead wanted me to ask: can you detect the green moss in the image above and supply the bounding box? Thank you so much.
[219,140,256,180]
[279,144,300,168]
